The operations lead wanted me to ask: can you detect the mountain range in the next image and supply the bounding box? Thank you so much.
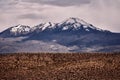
[0,17,120,53]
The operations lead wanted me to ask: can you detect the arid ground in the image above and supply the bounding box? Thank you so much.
[0,53,120,80]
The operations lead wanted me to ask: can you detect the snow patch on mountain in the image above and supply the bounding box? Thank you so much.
[10,24,31,36]
[33,22,56,31]
[61,17,87,25]
[41,22,55,31]
[62,26,69,30]
[10,25,30,32]
[85,29,90,31]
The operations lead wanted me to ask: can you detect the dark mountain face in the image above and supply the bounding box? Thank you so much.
[0,17,120,53]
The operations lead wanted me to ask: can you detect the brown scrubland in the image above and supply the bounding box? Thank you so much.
[0,53,120,80]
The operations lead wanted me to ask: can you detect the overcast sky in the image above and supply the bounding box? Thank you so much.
[0,0,120,32]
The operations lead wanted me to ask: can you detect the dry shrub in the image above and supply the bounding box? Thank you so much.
[0,52,120,80]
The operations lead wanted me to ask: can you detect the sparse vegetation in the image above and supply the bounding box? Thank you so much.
[0,53,120,80]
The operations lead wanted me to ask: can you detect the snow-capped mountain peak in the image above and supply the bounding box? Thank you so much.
[41,22,55,31]
[33,22,56,32]
[9,24,31,36]
[60,17,89,25]
[56,17,108,32]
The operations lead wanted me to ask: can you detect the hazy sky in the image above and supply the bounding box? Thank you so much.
[0,0,120,32]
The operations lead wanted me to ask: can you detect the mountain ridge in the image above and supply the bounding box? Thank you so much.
[0,17,111,37]
[0,17,120,53]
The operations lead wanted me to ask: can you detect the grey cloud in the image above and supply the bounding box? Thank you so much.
[22,0,90,6]
[0,0,120,32]
[0,0,18,10]
[18,13,47,20]
[0,0,18,6]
